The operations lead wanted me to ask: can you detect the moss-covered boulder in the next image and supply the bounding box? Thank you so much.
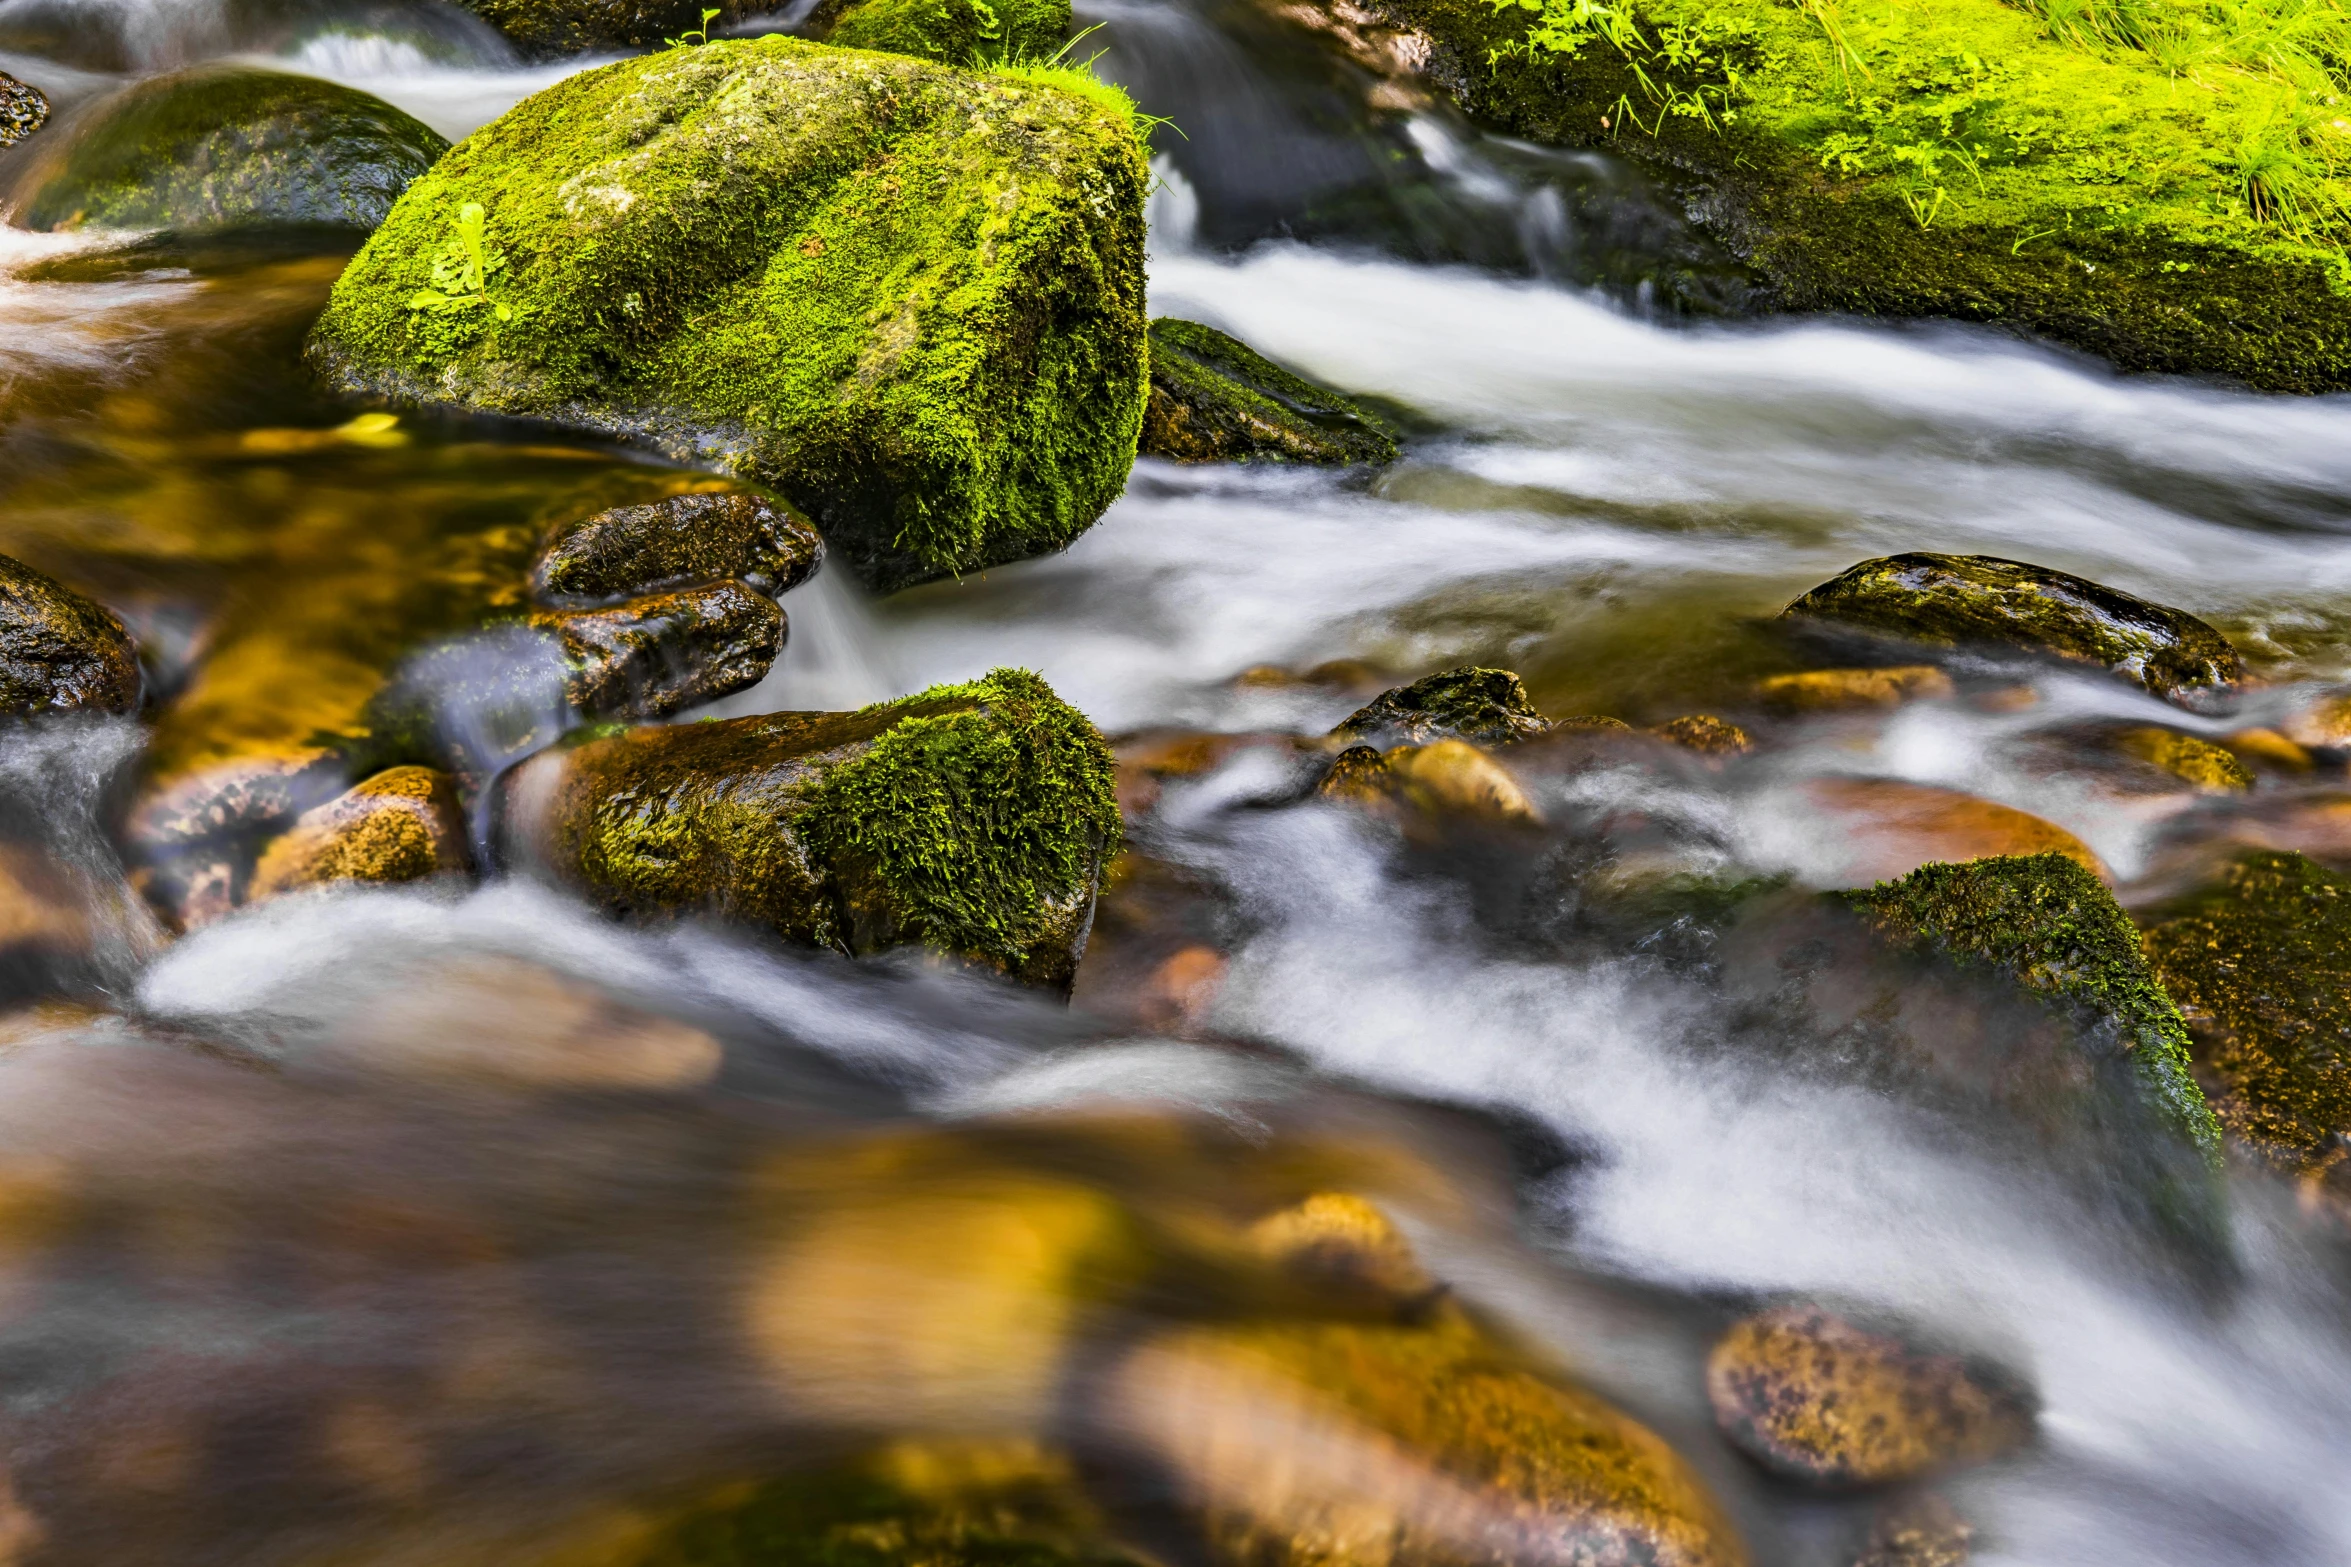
[1330,666,1551,748]
[247,765,470,901]
[2141,851,2351,1172]
[14,67,447,234]
[1367,0,2351,388]
[307,39,1151,593]
[1705,1304,2034,1487]
[0,552,140,716]
[503,667,1119,987]
[446,0,758,58]
[527,580,784,719]
[0,69,47,150]
[532,490,825,604]
[813,0,1071,65]
[1139,318,1399,466]
[1782,555,2242,703]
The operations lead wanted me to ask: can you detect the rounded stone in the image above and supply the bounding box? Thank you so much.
[0,553,140,717]
[531,490,824,604]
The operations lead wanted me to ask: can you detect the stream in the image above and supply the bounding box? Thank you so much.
[2,0,2351,1563]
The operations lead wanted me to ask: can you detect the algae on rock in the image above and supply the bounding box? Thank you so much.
[505,667,1121,987]
[13,66,447,233]
[307,38,1151,592]
[1140,318,1399,466]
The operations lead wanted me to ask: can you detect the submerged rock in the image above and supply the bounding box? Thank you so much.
[1853,1495,1974,1567]
[248,766,470,901]
[1383,738,1542,825]
[1802,778,2101,887]
[504,667,1120,987]
[2116,726,2253,793]
[1139,318,1399,466]
[813,0,1071,64]
[1651,714,1751,756]
[0,553,140,717]
[2141,851,2351,1171]
[531,490,824,605]
[14,67,448,234]
[1758,666,1953,712]
[308,39,1150,593]
[1331,666,1549,749]
[1782,555,2241,704]
[0,69,48,149]
[1705,1305,2034,1487]
[527,580,784,719]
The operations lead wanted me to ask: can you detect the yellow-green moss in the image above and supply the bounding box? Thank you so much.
[306,39,1149,591]
[1385,0,2351,387]
[819,0,1071,65]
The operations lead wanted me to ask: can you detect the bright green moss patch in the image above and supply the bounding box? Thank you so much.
[1385,0,2351,386]
[817,0,1071,65]
[307,38,1149,591]
[1844,853,2222,1161]
[2142,850,2351,1166]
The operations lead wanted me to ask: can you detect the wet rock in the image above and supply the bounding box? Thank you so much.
[1758,666,1952,712]
[531,490,824,605]
[1706,1304,2034,1487]
[2116,727,2252,793]
[1782,555,2242,704]
[2282,689,2351,750]
[527,580,784,720]
[2141,851,2351,1172]
[2219,728,2312,775]
[247,766,470,901]
[504,667,1119,988]
[1853,1495,1973,1567]
[0,69,48,149]
[812,0,1070,63]
[1331,666,1549,749]
[447,0,756,58]
[1384,739,1541,826]
[1803,778,2102,886]
[1139,318,1399,466]
[1247,1191,1437,1299]
[307,40,1148,593]
[15,67,448,234]
[0,553,140,717]
[1652,715,1751,756]
[1845,853,2223,1166]
[1315,743,1393,806]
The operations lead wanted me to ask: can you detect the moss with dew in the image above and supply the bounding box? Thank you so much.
[307,38,1150,591]
[1379,0,2351,387]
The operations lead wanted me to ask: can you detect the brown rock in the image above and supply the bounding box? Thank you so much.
[1758,666,1953,712]
[526,580,783,719]
[1854,1494,1972,1567]
[530,490,824,604]
[1652,714,1752,756]
[1384,739,1541,825]
[2116,727,2252,793]
[2222,728,2313,774]
[248,767,469,900]
[1804,777,2104,885]
[0,554,139,717]
[0,70,49,150]
[1706,1305,2033,1487]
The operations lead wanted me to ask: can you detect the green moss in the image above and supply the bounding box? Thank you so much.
[2142,850,2351,1166]
[819,0,1071,65]
[1843,853,2223,1161]
[306,38,1149,591]
[448,0,750,57]
[803,668,1122,969]
[17,65,446,233]
[1384,0,2351,387]
[1140,318,1401,466]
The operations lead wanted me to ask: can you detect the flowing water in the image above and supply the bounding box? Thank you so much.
[2,3,2351,1564]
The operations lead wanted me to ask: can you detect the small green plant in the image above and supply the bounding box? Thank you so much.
[407,201,512,322]
[1901,183,1950,225]
[666,5,719,46]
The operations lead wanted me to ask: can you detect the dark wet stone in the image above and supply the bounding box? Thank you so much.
[1706,1304,2034,1487]
[0,69,48,149]
[2142,851,2351,1173]
[0,553,140,717]
[1140,318,1398,466]
[16,66,447,234]
[446,0,754,58]
[1781,554,2242,704]
[532,491,824,605]
[1331,666,1548,748]
[527,580,784,720]
[1651,714,1752,756]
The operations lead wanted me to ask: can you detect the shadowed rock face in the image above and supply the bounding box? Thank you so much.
[527,580,785,720]
[1780,554,2243,704]
[13,66,447,233]
[0,553,139,716]
[1140,318,1398,466]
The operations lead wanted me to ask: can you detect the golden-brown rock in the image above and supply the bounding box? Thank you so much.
[2116,727,2253,793]
[1805,777,2103,886]
[1705,1306,2033,1487]
[1652,715,1753,756]
[1384,739,1541,825]
[1758,666,1953,712]
[248,766,469,900]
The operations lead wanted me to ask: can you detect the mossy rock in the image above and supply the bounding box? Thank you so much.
[306,39,1151,593]
[504,667,1120,987]
[1842,854,2221,1164]
[445,0,756,59]
[1705,1304,2034,1487]
[1330,666,1550,748]
[1370,0,2351,389]
[533,490,825,605]
[813,0,1071,66]
[526,580,785,719]
[1782,554,2242,703]
[14,66,447,234]
[2141,851,2351,1170]
[0,552,140,716]
[1139,318,1399,466]
[0,69,48,150]
[247,765,470,901]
